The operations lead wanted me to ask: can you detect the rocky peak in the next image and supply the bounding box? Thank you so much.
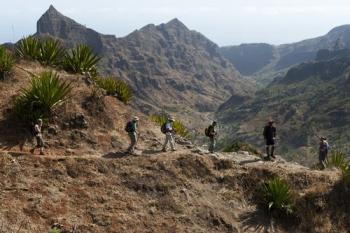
[164,18,189,30]
[36,5,104,53]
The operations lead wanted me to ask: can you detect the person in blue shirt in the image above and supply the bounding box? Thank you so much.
[162,117,176,152]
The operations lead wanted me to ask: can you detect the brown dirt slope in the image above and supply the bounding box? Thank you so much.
[0,61,349,232]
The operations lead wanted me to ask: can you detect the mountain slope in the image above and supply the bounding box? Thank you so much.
[218,49,350,164]
[220,25,350,84]
[36,6,254,118]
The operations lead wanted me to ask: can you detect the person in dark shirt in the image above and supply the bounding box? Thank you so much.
[263,120,276,160]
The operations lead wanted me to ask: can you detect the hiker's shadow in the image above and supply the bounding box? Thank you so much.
[239,158,262,166]
[240,209,271,233]
[102,151,129,159]
[142,149,162,156]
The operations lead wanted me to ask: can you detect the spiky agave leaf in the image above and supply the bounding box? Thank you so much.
[39,38,66,66]
[262,177,294,214]
[14,71,72,121]
[15,36,40,60]
[115,79,132,103]
[63,44,101,74]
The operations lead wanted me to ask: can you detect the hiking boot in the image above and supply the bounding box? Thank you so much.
[162,148,167,152]
[264,156,271,161]
[172,149,177,152]
[30,148,35,154]
[270,154,276,159]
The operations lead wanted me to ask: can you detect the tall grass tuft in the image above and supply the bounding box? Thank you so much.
[115,79,132,103]
[262,177,294,214]
[63,44,100,74]
[14,71,72,121]
[150,114,189,138]
[15,36,40,60]
[39,38,65,66]
[326,150,348,171]
[93,76,132,103]
[0,46,14,80]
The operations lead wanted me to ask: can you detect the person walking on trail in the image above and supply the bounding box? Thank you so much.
[30,119,45,155]
[206,121,217,153]
[125,116,139,154]
[319,137,330,169]
[263,119,276,160]
[162,117,176,152]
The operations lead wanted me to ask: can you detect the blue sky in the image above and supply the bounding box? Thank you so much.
[2,0,350,46]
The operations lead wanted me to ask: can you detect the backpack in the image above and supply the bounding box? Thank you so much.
[125,121,134,133]
[161,123,167,134]
[205,127,210,137]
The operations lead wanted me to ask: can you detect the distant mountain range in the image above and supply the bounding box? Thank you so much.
[35,6,254,118]
[219,25,350,84]
[218,48,350,164]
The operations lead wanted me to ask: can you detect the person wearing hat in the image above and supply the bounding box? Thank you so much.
[30,118,45,155]
[126,116,139,154]
[162,117,176,152]
[263,119,276,160]
[206,121,217,153]
[319,136,330,169]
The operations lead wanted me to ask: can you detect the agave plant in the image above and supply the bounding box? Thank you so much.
[39,38,66,66]
[14,71,72,121]
[15,36,40,60]
[150,113,189,138]
[326,150,348,171]
[0,46,14,80]
[63,44,100,74]
[262,177,294,214]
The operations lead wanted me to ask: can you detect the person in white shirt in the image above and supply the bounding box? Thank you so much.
[30,119,44,155]
[162,117,176,152]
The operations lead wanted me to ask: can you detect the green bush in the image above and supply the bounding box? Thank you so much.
[150,114,189,138]
[343,167,350,184]
[223,141,260,155]
[93,76,132,103]
[14,71,72,121]
[63,44,100,74]
[326,150,348,171]
[15,36,40,60]
[115,79,132,103]
[39,38,65,66]
[262,177,294,214]
[0,46,14,80]
[50,227,61,233]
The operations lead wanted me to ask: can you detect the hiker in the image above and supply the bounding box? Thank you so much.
[319,137,330,169]
[162,117,176,152]
[205,121,217,153]
[263,119,276,160]
[125,116,139,154]
[30,119,45,155]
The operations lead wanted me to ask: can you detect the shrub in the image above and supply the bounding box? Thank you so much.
[223,141,260,155]
[39,38,65,66]
[326,150,348,171]
[63,44,100,74]
[93,76,132,103]
[15,36,40,60]
[262,177,294,214]
[150,114,189,138]
[115,79,132,103]
[93,76,117,95]
[343,167,350,184]
[14,71,72,121]
[50,227,61,233]
[0,46,14,80]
